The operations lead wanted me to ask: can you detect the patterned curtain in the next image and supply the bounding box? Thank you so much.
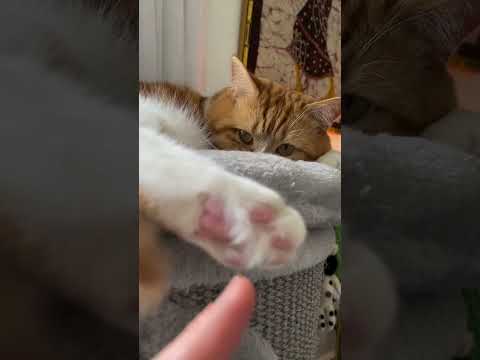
[241,0,340,99]
[288,0,333,80]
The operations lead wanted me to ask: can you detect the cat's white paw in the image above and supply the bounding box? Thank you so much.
[189,175,306,270]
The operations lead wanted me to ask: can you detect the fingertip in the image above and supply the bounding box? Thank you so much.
[153,275,256,360]
[221,275,256,307]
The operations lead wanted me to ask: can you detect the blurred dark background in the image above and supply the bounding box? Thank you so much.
[341,1,480,359]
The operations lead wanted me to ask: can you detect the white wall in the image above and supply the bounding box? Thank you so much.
[139,0,242,95]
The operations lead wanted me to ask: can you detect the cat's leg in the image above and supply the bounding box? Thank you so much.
[138,214,170,316]
[139,128,306,270]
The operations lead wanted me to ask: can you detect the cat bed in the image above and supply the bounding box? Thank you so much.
[341,123,480,359]
[342,126,480,293]
[139,151,341,360]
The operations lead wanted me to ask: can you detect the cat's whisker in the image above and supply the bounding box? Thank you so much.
[358,59,402,70]
[359,1,460,58]
[288,108,311,129]
[356,60,398,83]
[286,129,305,138]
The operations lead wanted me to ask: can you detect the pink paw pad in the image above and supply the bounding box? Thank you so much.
[196,197,231,243]
[224,251,246,268]
[250,205,275,224]
[271,236,295,251]
[270,253,291,266]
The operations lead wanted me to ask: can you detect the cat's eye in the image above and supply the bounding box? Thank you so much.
[236,129,253,145]
[276,144,295,157]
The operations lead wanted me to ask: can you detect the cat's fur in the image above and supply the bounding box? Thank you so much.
[138,57,341,314]
[204,59,340,161]
[341,1,477,359]
[342,0,471,135]
[141,57,341,161]
[138,57,328,315]
[0,1,306,357]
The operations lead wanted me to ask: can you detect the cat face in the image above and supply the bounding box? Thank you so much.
[205,57,340,161]
[342,0,468,135]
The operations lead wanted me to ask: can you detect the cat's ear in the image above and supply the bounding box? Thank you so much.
[231,56,258,98]
[305,97,341,130]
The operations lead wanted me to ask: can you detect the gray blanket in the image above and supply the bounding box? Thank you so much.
[205,150,341,227]
[342,127,480,293]
[341,125,480,360]
[140,151,341,360]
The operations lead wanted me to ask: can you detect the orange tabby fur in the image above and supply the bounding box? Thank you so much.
[140,82,206,121]
[138,58,340,314]
[141,57,340,161]
[138,213,170,316]
[138,189,172,316]
[342,0,468,134]
[205,73,339,161]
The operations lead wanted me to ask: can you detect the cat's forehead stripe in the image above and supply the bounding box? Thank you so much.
[274,106,293,134]
[255,83,315,140]
[266,115,276,134]
[252,119,260,134]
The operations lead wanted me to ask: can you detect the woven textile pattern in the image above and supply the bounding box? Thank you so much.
[169,262,326,360]
[253,0,340,98]
[288,0,333,78]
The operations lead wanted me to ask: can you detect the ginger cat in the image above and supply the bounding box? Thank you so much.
[141,57,341,161]
[139,57,340,314]
[139,57,340,315]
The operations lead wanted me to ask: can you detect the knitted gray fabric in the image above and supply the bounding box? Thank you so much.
[200,150,341,229]
[169,262,326,360]
[139,151,341,360]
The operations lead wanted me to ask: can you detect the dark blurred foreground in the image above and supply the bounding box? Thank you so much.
[0,1,138,358]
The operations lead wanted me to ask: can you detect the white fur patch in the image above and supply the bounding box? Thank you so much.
[139,95,210,149]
